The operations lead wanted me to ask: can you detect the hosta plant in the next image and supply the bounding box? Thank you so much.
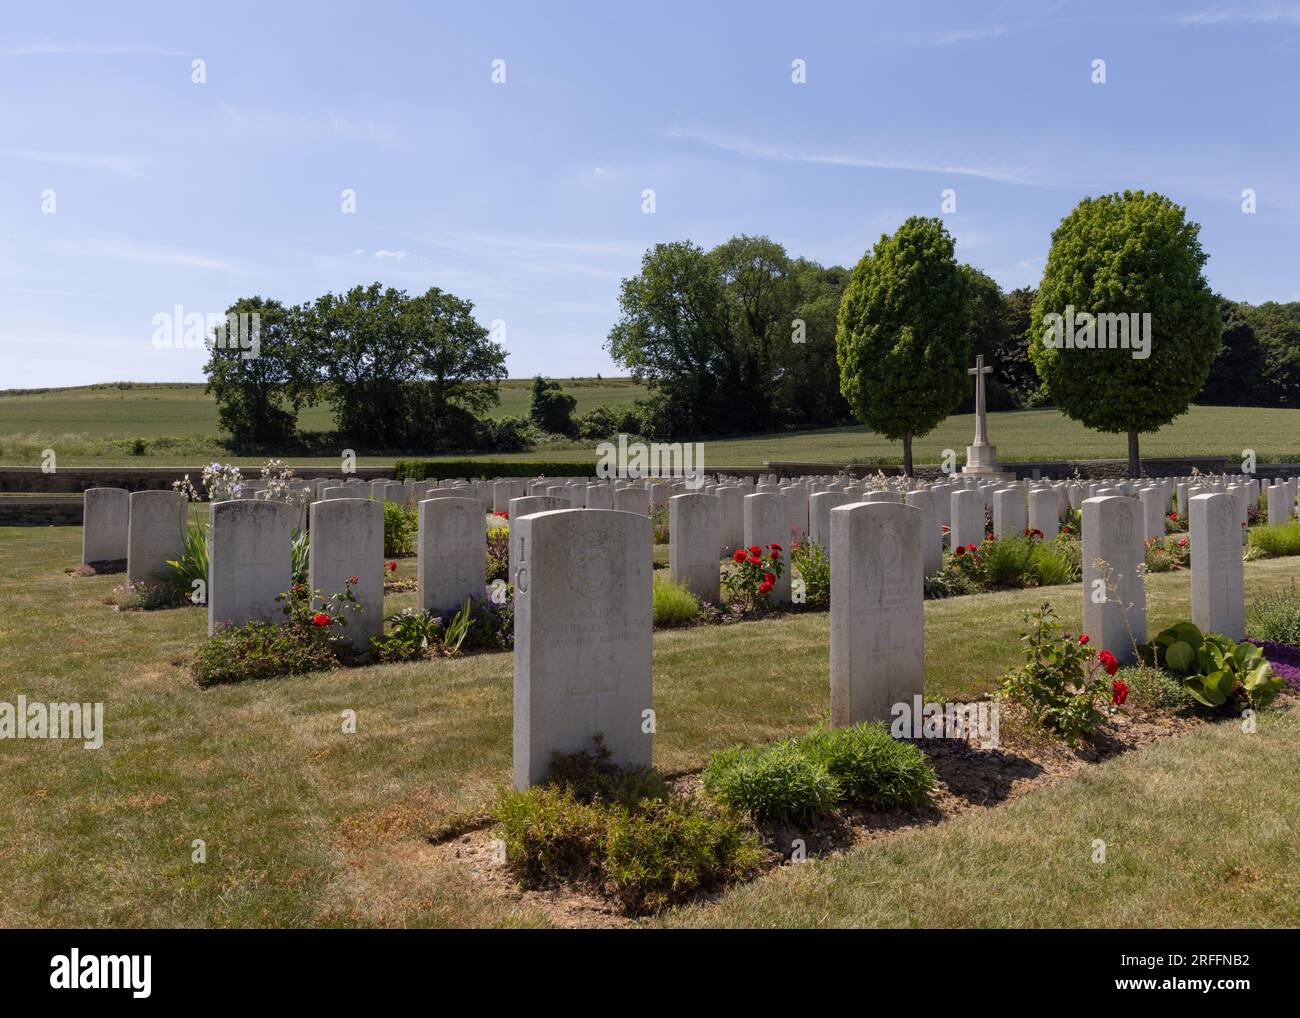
[1143,621,1283,711]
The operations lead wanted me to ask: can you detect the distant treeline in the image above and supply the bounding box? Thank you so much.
[605,234,1300,435]
[203,256,1299,454]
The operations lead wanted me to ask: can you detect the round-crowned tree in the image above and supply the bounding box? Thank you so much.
[835,217,971,475]
[1030,191,1221,477]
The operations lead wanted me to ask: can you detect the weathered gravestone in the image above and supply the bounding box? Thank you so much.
[309,498,383,650]
[743,492,792,604]
[82,487,129,565]
[508,495,570,585]
[904,489,942,576]
[512,508,652,788]
[714,485,744,555]
[829,501,924,727]
[1028,488,1059,541]
[668,493,720,602]
[1082,495,1147,663]
[208,499,296,635]
[809,490,851,549]
[127,490,188,584]
[614,487,650,516]
[1190,492,1245,641]
[418,496,487,615]
[950,488,984,551]
[993,488,1026,539]
[584,483,612,510]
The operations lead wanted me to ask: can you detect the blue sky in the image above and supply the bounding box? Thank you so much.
[2,0,1298,388]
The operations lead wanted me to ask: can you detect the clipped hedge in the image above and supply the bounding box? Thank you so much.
[394,459,600,481]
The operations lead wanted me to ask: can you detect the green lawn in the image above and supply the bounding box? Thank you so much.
[1,523,1297,927]
[2,383,1298,468]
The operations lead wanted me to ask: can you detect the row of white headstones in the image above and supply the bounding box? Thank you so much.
[81,471,1294,787]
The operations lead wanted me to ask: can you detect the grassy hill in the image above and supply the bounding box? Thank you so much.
[1,381,1297,467]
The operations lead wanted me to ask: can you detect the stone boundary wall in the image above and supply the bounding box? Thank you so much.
[0,495,84,526]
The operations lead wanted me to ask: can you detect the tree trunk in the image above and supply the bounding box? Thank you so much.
[1127,425,1140,479]
[903,431,914,478]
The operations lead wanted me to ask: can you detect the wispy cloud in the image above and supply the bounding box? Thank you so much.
[664,127,1038,186]
[9,148,149,178]
[218,103,399,148]
[1171,5,1300,26]
[47,239,241,273]
[0,42,189,58]
[911,25,1010,46]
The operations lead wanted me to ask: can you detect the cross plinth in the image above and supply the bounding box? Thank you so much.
[961,354,1013,477]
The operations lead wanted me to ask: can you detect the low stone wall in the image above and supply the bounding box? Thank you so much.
[761,456,1235,480]
[0,495,84,526]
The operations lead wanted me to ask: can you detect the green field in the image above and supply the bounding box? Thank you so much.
[1,381,1298,468]
[1,523,1297,927]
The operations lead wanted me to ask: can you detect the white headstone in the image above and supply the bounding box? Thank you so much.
[830,502,923,727]
[669,493,720,602]
[743,492,792,604]
[1081,495,1147,663]
[208,499,296,635]
[127,490,188,584]
[512,509,652,788]
[1190,493,1245,640]
[418,496,487,616]
[82,487,129,564]
[309,498,384,650]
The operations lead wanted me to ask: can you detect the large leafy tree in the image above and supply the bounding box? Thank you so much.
[1249,301,1300,408]
[304,283,505,449]
[529,375,577,436]
[836,217,972,475]
[1029,191,1221,476]
[605,236,849,438]
[1199,297,1264,405]
[203,295,316,451]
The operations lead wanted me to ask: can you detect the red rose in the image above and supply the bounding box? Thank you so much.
[1078,634,1089,645]
[1111,679,1130,705]
[955,545,966,557]
[388,561,397,572]
[941,525,950,533]
[749,545,761,556]
[748,554,763,565]
[733,549,747,563]
[758,580,773,596]
[1098,650,1119,676]
[311,612,331,627]
[763,572,776,585]
[348,575,359,585]
[966,543,978,551]
[770,542,782,552]
[770,549,780,561]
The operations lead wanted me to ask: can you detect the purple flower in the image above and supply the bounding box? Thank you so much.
[1249,639,1300,690]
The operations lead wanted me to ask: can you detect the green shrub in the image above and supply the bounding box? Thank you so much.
[113,578,188,611]
[791,539,831,605]
[1249,521,1300,557]
[1028,539,1078,585]
[701,741,841,825]
[383,500,417,557]
[486,521,509,582]
[653,574,700,625]
[394,459,599,482]
[1247,580,1300,646]
[373,608,444,662]
[981,536,1034,586]
[290,527,310,585]
[1142,621,1283,712]
[493,740,759,913]
[193,620,339,686]
[494,787,608,886]
[999,603,1117,743]
[1118,664,1197,711]
[800,723,935,810]
[604,798,762,913]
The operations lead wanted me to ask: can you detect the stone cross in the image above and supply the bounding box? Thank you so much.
[968,354,993,448]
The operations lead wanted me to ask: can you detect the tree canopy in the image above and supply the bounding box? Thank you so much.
[835,216,972,475]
